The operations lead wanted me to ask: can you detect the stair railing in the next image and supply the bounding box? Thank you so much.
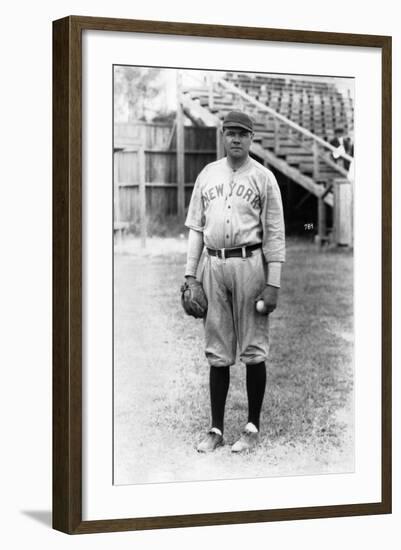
[216,78,353,181]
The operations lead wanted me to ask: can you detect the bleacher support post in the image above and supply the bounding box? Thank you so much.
[216,126,224,159]
[273,118,280,155]
[312,141,320,181]
[208,73,215,111]
[333,178,353,246]
[317,191,327,245]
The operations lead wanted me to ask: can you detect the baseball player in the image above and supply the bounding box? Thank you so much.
[182,110,285,453]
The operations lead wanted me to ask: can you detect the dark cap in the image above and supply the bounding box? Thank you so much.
[222,111,254,133]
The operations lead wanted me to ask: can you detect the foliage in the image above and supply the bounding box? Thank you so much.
[114,66,163,122]
[151,110,177,124]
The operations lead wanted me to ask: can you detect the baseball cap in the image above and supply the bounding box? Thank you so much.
[222,111,254,132]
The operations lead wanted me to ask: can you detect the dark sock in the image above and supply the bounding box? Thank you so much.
[209,366,230,433]
[246,362,266,431]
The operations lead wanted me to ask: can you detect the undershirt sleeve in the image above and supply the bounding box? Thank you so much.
[266,261,282,287]
[261,171,286,263]
[184,228,204,278]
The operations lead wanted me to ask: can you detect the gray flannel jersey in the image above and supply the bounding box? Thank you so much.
[185,156,285,263]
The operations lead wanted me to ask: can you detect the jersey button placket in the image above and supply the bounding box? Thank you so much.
[225,172,235,249]
[225,220,230,246]
[225,192,232,247]
[228,173,236,246]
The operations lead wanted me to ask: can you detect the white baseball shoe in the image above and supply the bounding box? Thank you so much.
[231,423,259,453]
[197,428,224,453]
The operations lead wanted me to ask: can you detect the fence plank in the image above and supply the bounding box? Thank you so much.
[176,71,185,220]
[114,152,121,223]
[138,147,147,247]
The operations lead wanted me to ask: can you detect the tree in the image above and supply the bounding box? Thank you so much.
[114,67,162,122]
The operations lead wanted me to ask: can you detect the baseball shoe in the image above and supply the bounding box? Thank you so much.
[231,423,259,453]
[197,428,224,453]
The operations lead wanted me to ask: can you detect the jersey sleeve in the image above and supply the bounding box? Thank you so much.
[261,171,286,263]
[184,228,205,277]
[185,174,205,232]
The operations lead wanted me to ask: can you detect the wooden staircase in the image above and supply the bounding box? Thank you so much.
[181,75,353,209]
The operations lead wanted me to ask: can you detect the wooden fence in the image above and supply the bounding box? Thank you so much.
[114,123,217,234]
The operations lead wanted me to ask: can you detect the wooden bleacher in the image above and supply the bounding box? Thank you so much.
[202,72,353,139]
[181,72,354,243]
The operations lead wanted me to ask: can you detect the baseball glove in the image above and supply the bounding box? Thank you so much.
[180,279,208,319]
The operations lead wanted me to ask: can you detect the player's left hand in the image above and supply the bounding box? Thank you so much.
[255,285,279,315]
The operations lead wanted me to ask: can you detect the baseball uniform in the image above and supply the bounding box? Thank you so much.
[185,155,285,367]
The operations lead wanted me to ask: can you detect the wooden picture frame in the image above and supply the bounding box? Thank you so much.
[52,15,392,534]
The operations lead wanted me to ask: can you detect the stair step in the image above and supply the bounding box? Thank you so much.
[258,139,308,149]
[261,142,308,151]
[273,146,311,154]
[285,154,314,162]
[297,163,340,173]
[199,98,233,108]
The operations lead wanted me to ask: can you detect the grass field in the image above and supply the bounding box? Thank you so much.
[114,237,354,485]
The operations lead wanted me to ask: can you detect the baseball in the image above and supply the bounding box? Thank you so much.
[256,300,265,313]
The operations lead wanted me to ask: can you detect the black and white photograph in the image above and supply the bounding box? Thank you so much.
[2,0,397,545]
[113,66,355,486]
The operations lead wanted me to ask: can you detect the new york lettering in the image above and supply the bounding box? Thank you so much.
[202,182,261,209]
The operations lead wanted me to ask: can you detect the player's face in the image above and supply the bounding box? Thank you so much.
[223,127,253,162]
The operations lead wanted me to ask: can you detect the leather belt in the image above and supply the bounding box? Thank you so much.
[207,243,262,260]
